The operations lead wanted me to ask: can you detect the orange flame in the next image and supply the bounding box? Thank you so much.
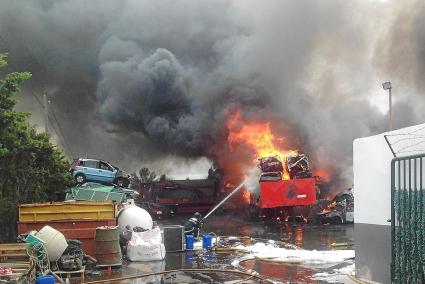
[242,190,251,204]
[314,169,331,183]
[226,111,298,180]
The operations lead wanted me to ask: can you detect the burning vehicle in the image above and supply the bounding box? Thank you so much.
[316,188,354,224]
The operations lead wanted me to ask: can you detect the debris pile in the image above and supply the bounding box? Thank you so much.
[258,153,313,181]
[258,156,283,182]
[317,188,354,224]
[285,153,312,179]
[57,240,84,271]
[258,156,284,173]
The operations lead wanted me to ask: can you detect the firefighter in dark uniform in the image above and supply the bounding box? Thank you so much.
[184,212,202,240]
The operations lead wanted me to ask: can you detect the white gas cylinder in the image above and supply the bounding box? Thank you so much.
[117,204,153,234]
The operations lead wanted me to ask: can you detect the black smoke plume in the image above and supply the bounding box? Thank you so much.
[0,0,422,192]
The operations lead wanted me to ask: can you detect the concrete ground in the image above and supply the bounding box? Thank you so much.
[83,212,356,283]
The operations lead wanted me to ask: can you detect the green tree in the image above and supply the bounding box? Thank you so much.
[129,167,156,200]
[0,54,71,242]
[139,167,156,184]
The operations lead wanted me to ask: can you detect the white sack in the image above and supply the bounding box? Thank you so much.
[127,227,165,261]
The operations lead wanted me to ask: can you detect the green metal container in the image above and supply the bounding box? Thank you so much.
[95,226,122,266]
[65,184,126,203]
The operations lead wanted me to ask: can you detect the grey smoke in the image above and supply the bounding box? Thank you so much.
[0,0,423,192]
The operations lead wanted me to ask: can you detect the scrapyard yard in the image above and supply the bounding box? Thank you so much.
[1,1,424,283]
[81,214,355,284]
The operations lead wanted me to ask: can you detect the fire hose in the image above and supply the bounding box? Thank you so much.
[82,268,274,283]
[346,272,372,284]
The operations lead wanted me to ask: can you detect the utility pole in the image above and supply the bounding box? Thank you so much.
[382,81,392,131]
[43,93,49,133]
[389,87,392,131]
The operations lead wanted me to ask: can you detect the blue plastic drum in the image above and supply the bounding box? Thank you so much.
[202,234,212,249]
[185,234,194,250]
[36,275,55,284]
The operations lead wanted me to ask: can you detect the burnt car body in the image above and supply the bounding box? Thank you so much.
[317,189,354,224]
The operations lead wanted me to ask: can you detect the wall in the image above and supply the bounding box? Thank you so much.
[353,123,425,283]
[353,133,393,226]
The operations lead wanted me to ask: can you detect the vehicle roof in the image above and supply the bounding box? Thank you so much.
[75,158,119,168]
[77,158,109,163]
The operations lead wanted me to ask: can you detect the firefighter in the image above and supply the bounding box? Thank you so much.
[184,212,203,239]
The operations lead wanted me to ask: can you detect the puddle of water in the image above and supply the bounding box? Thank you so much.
[240,259,317,283]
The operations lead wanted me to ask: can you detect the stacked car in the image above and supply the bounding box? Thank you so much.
[69,158,130,188]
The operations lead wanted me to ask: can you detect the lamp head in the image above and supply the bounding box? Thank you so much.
[382,81,392,90]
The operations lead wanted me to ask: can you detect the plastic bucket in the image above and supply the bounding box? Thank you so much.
[185,234,194,250]
[202,234,212,249]
[35,275,55,284]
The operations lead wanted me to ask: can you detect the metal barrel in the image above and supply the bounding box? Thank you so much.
[95,226,122,266]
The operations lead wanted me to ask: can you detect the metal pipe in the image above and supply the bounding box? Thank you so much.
[389,87,392,131]
[202,182,245,221]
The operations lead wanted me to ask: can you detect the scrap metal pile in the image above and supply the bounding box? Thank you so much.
[258,156,284,181]
[285,153,312,179]
[57,240,84,271]
[258,156,284,173]
[258,153,313,181]
[317,189,354,224]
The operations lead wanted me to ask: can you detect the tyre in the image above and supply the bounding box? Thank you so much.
[332,216,343,224]
[114,177,129,188]
[75,173,86,185]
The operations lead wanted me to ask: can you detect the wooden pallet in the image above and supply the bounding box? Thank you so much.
[0,244,35,283]
[0,261,36,283]
[0,244,27,262]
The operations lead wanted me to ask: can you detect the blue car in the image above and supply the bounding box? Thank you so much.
[69,158,130,188]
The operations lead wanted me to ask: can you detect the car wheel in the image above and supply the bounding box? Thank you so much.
[75,173,86,185]
[332,216,343,224]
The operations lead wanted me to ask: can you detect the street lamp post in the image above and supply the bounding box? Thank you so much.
[382,81,392,131]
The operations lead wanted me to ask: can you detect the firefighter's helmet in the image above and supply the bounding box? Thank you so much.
[194,212,202,221]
